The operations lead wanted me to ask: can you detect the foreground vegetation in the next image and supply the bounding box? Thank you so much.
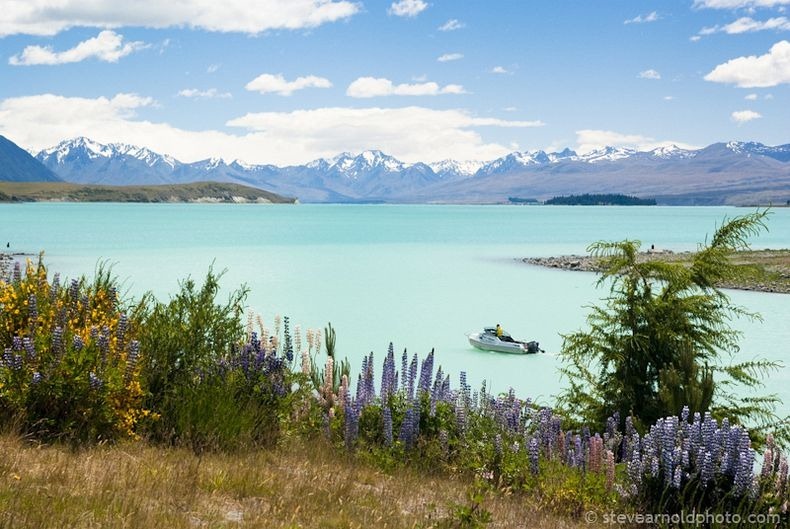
[0,435,594,529]
[1,211,789,527]
[0,181,294,203]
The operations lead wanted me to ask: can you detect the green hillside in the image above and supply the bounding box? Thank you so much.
[0,181,295,203]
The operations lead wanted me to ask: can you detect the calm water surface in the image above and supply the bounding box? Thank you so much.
[2,204,788,410]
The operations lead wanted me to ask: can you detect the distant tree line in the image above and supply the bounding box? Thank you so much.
[545,193,656,206]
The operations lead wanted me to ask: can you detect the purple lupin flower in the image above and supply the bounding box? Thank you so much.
[49,273,60,302]
[98,327,110,364]
[72,335,84,352]
[22,337,35,361]
[672,466,683,489]
[650,455,660,478]
[417,349,434,395]
[401,349,408,391]
[733,444,754,495]
[494,434,503,460]
[12,262,21,283]
[31,371,42,384]
[574,434,585,469]
[365,352,375,404]
[51,326,64,358]
[399,404,416,448]
[528,436,540,475]
[125,340,140,383]
[430,366,444,416]
[117,313,128,344]
[344,396,358,450]
[700,451,714,486]
[381,344,396,400]
[28,293,38,323]
[627,445,642,487]
[406,353,418,401]
[701,412,716,452]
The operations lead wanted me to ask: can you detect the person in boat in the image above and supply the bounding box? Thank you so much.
[495,324,515,342]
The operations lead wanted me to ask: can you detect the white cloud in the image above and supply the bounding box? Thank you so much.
[694,0,790,8]
[346,77,465,97]
[178,88,232,99]
[690,35,703,41]
[663,95,676,100]
[388,0,428,17]
[437,53,463,62]
[638,69,662,79]
[207,64,220,74]
[245,73,332,96]
[731,109,762,122]
[624,11,659,24]
[705,40,790,87]
[745,92,759,99]
[491,66,509,74]
[0,93,543,164]
[575,129,698,154]
[0,0,360,36]
[9,30,146,65]
[438,19,464,31]
[698,16,790,35]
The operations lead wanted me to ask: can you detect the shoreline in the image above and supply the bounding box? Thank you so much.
[522,249,790,294]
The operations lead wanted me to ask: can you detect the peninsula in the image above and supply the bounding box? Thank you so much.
[0,181,295,204]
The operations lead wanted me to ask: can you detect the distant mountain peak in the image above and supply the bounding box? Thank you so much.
[22,135,790,204]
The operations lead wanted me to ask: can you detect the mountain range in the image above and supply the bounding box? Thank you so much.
[2,135,790,204]
[0,135,61,183]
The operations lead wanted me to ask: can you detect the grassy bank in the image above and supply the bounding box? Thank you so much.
[524,249,790,293]
[0,181,295,203]
[0,436,592,529]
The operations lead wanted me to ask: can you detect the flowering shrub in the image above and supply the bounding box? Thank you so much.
[621,407,790,521]
[336,346,789,522]
[136,272,313,451]
[0,259,147,442]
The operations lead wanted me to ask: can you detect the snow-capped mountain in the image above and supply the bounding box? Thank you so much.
[724,141,790,162]
[428,159,484,178]
[37,137,183,185]
[29,137,790,205]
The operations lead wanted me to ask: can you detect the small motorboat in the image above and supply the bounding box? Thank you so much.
[467,327,543,355]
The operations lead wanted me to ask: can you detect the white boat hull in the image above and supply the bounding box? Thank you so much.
[467,332,539,355]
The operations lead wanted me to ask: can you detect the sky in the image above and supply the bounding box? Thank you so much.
[0,0,789,165]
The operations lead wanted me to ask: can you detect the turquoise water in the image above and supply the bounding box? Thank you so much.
[2,204,789,409]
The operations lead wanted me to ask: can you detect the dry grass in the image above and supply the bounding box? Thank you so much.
[0,436,598,529]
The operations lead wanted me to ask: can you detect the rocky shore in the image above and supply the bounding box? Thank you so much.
[523,249,790,294]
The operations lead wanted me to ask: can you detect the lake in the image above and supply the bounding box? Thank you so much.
[2,203,789,411]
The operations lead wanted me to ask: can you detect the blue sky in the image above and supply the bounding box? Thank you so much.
[0,0,789,165]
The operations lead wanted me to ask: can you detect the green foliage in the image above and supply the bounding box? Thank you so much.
[136,268,248,446]
[443,480,493,529]
[558,210,785,441]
